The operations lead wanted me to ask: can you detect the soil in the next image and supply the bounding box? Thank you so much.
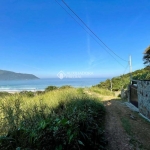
[86,90,150,150]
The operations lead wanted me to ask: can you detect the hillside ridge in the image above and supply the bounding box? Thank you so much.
[0,69,39,80]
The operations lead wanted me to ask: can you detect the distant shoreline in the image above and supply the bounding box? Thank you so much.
[0,78,106,93]
[0,89,44,93]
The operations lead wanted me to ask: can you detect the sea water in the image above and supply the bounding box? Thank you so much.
[0,78,106,92]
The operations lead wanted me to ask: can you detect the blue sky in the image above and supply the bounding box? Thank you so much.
[0,0,150,78]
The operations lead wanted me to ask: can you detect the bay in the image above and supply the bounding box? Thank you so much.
[0,78,106,92]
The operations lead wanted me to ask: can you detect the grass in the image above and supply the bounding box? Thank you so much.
[109,102,144,149]
[89,87,115,96]
[121,117,145,149]
[121,117,132,136]
[0,87,107,150]
[0,92,11,97]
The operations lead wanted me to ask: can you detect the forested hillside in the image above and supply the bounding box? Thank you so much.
[94,68,150,91]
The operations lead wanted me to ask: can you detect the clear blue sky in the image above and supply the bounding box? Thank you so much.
[0,0,150,78]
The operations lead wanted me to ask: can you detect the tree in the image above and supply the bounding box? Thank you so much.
[143,46,150,68]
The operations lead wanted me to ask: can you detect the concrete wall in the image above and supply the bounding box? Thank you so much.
[137,80,150,120]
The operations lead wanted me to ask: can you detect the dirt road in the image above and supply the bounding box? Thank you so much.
[103,98,150,150]
[86,90,150,150]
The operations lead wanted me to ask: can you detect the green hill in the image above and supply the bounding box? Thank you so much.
[0,70,39,80]
[94,68,150,91]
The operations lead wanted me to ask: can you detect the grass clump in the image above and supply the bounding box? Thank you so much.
[0,88,107,150]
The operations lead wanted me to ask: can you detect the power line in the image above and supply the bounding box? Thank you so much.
[55,0,126,68]
[61,0,128,62]
[120,62,130,89]
[123,62,129,74]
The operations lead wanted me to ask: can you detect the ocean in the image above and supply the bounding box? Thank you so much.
[0,78,106,92]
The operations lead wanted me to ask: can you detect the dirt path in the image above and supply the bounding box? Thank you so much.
[104,100,132,150]
[86,90,150,150]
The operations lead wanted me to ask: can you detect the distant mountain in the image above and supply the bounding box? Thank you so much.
[0,70,39,80]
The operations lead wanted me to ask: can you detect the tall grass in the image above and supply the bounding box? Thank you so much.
[0,88,107,150]
[89,87,115,96]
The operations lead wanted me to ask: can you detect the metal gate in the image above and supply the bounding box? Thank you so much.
[130,80,138,108]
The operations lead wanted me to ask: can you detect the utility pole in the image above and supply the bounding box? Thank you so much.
[129,55,132,82]
[110,79,112,92]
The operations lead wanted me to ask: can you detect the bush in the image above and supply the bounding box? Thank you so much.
[59,85,73,89]
[45,86,58,92]
[19,91,35,97]
[35,91,45,95]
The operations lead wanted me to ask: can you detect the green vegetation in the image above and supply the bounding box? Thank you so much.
[45,85,73,92]
[45,85,58,92]
[0,87,107,149]
[59,85,73,89]
[143,46,150,68]
[121,117,145,149]
[94,68,150,91]
[121,117,132,135]
[19,91,35,97]
[89,87,115,96]
[0,92,11,97]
